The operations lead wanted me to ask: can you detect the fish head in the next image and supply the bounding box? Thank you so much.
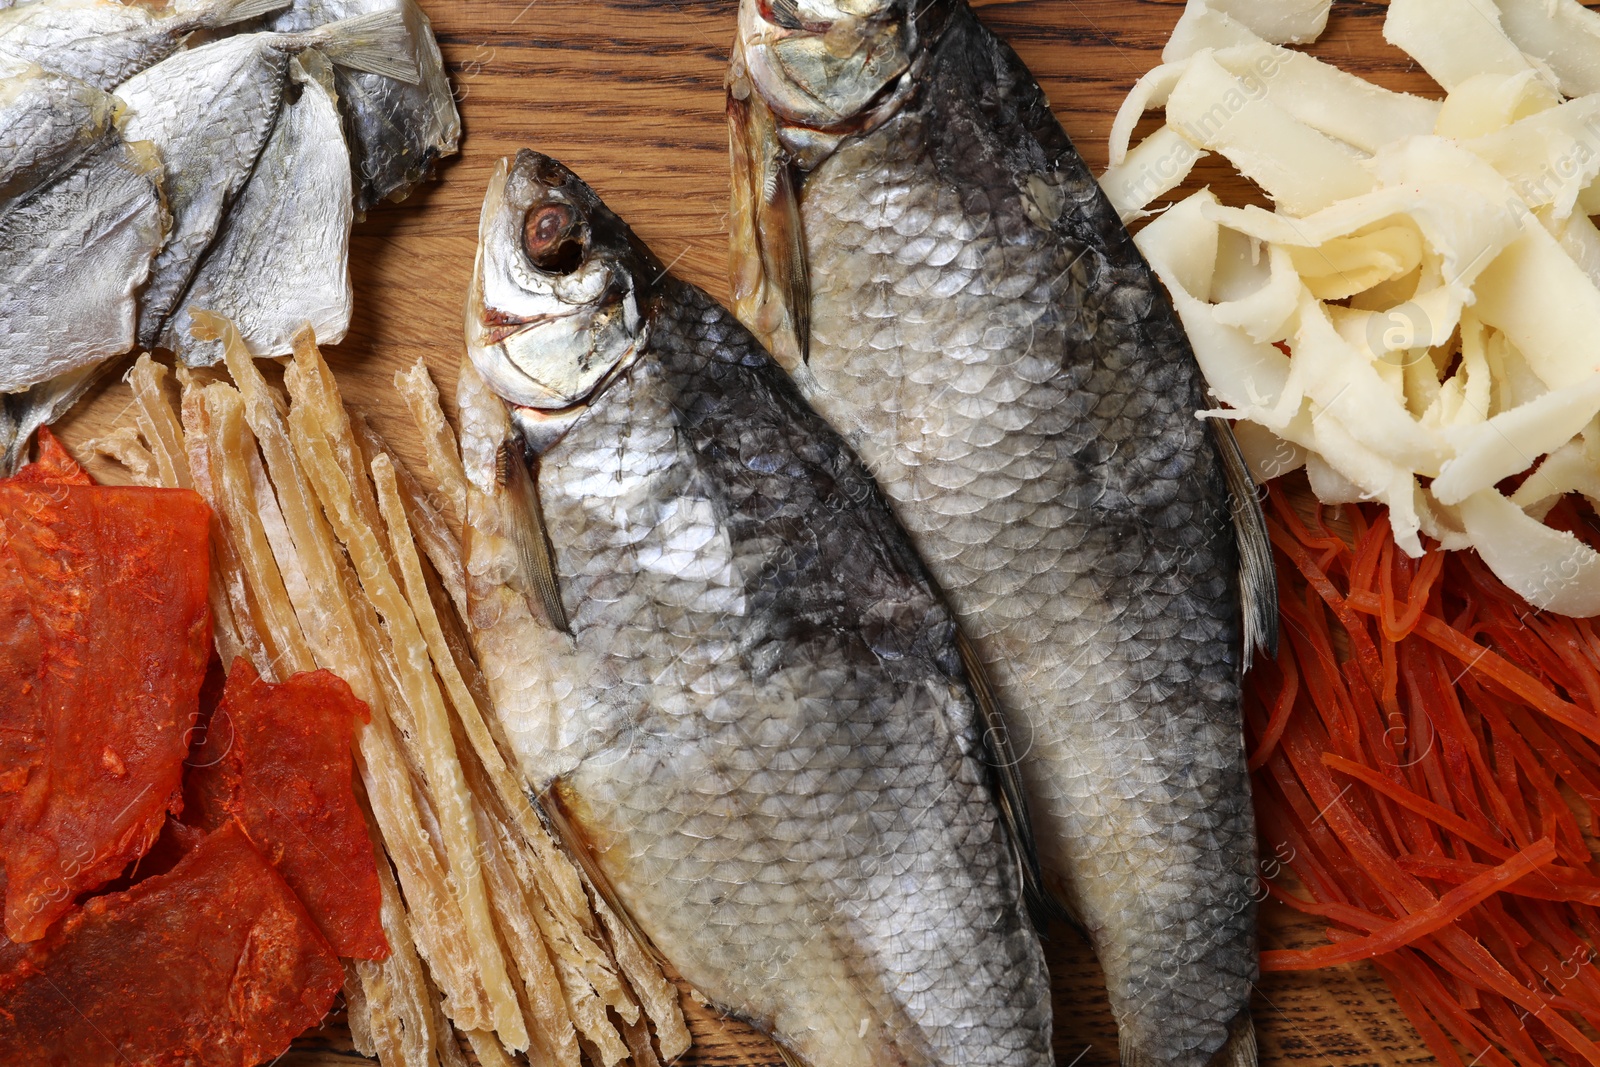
[737,0,924,130]
[466,150,654,413]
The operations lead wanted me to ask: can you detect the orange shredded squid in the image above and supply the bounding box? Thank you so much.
[1249,481,1600,1067]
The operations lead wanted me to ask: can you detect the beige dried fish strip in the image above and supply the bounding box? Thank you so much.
[126,354,191,489]
[461,1031,517,1067]
[87,426,156,485]
[396,359,468,532]
[476,794,581,1067]
[187,318,489,1037]
[354,415,468,617]
[593,892,689,1061]
[343,961,374,1059]
[182,380,273,675]
[203,383,315,679]
[230,334,490,1033]
[356,811,440,1067]
[285,342,525,1051]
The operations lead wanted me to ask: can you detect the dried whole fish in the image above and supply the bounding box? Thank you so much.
[268,0,460,214]
[2,365,115,475]
[728,3,1278,1066]
[0,0,290,89]
[463,150,1053,1067]
[0,133,167,394]
[162,52,353,366]
[0,66,116,203]
[116,11,415,352]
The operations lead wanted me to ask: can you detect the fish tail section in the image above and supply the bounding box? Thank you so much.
[308,10,421,84]
[1210,1012,1258,1067]
[205,0,291,27]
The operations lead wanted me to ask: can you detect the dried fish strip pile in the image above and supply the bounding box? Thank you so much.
[92,332,689,1067]
[0,0,460,474]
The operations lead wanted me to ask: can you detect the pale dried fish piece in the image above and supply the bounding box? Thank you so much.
[593,891,690,1062]
[268,0,459,213]
[352,415,467,616]
[182,376,274,672]
[361,451,528,1052]
[395,359,468,533]
[203,382,315,677]
[87,424,156,483]
[0,66,115,202]
[118,11,413,351]
[165,52,353,366]
[355,809,440,1067]
[0,135,166,393]
[126,354,192,489]
[193,316,490,1034]
[0,0,288,88]
[284,335,522,1049]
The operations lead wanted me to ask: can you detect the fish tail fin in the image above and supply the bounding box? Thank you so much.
[1209,1011,1258,1067]
[309,10,421,84]
[205,0,291,27]
[1120,1009,1257,1067]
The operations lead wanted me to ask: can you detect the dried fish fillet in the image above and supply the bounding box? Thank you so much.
[162,53,353,366]
[117,12,414,351]
[0,66,115,203]
[269,0,459,212]
[0,135,166,393]
[2,364,115,476]
[0,0,289,89]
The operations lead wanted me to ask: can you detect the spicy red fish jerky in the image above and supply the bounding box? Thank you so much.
[0,820,342,1066]
[0,481,210,941]
[207,659,387,959]
[7,428,91,487]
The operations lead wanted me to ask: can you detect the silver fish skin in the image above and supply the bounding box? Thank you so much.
[161,51,352,365]
[0,66,117,203]
[729,3,1271,1066]
[268,0,460,214]
[461,149,1052,1067]
[0,132,167,395]
[116,10,413,351]
[0,363,111,475]
[0,0,290,89]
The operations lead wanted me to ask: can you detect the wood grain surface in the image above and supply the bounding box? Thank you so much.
[52,2,1450,1065]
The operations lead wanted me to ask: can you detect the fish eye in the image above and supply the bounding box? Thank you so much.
[522,204,586,276]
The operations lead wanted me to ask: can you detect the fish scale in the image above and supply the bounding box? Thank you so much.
[736,3,1260,1064]
[462,150,1054,1064]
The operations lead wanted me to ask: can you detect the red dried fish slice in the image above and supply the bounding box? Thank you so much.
[209,659,387,959]
[0,483,210,940]
[7,428,91,487]
[0,820,342,1066]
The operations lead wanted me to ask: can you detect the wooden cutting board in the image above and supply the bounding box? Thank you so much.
[55,2,1447,1064]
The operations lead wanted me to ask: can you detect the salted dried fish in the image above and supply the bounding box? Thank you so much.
[116,11,414,353]
[0,133,167,395]
[162,52,353,365]
[461,150,1052,1067]
[0,66,116,203]
[269,0,460,213]
[2,365,114,475]
[0,0,289,89]
[728,3,1275,1064]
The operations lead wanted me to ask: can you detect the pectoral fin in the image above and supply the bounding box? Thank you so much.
[954,631,1060,926]
[540,782,665,968]
[1209,417,1278,663]
[498,435,571,634]
[728,50,810,372]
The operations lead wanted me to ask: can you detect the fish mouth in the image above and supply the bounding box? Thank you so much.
[740,0,928,134]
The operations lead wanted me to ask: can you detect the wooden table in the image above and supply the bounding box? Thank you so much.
[56,2,1447,1064]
